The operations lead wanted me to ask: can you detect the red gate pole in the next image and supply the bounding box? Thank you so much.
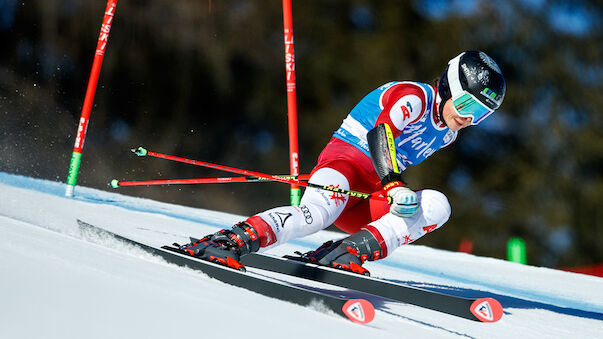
[65,0,118,197]
[282,0,301,206]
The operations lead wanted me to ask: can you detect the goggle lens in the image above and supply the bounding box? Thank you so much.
[452,92,494,125]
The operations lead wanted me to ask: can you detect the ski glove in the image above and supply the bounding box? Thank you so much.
[387,186,419,218]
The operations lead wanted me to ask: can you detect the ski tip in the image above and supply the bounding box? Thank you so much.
[342,299,375,324]
[470,297,503,323]
[110,179,120,188]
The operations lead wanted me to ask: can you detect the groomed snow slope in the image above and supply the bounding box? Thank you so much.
[1,172,602,339]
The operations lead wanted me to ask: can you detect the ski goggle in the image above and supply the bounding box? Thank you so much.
[451,91,494,125]
[446,52,497,125]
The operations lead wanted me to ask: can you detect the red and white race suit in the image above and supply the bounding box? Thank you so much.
[247,81,453,258]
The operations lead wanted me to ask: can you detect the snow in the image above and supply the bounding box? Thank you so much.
[0,172,602,338]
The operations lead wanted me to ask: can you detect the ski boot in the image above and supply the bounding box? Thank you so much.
[179,222,261,272]
[289,229,383,276]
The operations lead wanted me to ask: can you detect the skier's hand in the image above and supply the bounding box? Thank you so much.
[387,186,419,218]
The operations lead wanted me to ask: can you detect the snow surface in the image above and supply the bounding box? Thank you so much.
[1,172,602,339]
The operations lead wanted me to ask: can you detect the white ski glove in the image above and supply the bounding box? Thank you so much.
[387,186,419,218]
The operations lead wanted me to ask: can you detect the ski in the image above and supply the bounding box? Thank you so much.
[235,251,503,323]
[76,220,375,324]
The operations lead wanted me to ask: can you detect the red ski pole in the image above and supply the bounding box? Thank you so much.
[110,174,311,188]
[132,147,389,202]
[282,0,301,206]
[65,0,118,197]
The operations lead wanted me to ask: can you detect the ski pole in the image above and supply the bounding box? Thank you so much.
[110,174,311,188]
[132,147,390,202]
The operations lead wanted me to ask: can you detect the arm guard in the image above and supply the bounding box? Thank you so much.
[367,123,405,186]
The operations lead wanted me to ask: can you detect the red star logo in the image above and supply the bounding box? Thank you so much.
[402,235,414,245]
[328,185,346,206]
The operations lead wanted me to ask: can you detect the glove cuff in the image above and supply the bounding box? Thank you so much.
[382,180,404,194]
[380,172,406,188]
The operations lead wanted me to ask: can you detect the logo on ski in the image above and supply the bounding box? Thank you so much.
[470,298,503,323]
[342,299,375,324]
[475,301,493,321]
[347,302,365,322]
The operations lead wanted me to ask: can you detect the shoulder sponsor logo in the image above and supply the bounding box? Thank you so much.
[406,101,413,112]
[401,105,411,120]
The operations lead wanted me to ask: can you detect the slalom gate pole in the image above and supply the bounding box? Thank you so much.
[132,147,389,202]
[65,0,118,197]
[110,174,311,188]
[282,0,301,206]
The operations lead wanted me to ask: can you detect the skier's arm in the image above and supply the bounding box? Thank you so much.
[366,83,428,217]
[369,83,425,184]
[367,123,419,218]
[367,122,402,186]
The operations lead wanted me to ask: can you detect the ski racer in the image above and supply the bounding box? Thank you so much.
[182,50,507,275]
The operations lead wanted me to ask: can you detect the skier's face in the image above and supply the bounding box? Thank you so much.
[442,99,472,131]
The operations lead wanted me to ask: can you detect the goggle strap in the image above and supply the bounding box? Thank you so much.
[447,53,464,98]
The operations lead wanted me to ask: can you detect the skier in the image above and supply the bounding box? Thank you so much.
[182,50,506,275]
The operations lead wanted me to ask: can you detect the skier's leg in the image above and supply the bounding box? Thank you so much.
[364,189,451,257]
[303,189,450,274]
[252,166,351,249]
[181,165,352,263]
[247,157,381,249]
